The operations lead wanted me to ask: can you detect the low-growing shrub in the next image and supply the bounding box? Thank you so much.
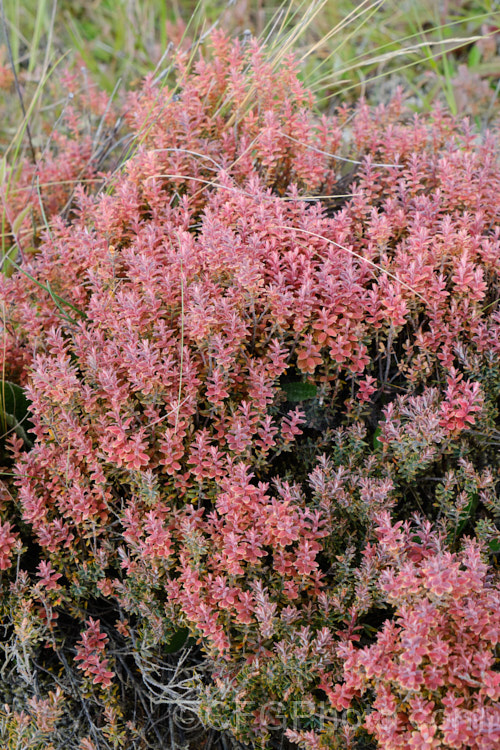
[0,30,499,750]
[0,66,119,274]
[314,516,500,750]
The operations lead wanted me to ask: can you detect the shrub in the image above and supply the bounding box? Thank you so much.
[323,516,500,750]
[0,30,499,749]
[0,65,119,280]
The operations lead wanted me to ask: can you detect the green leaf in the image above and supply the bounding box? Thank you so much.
[11,205,32,237]
[1,381,29,421]
[0,381,33,445]
[281,381,317,402]
[164,627,190,653]
[373,426,383,451]
[455,493,478,538]
[489,539,500,554]
[467,44,481,69]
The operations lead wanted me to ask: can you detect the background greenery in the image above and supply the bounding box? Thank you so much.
[1,1,500,113]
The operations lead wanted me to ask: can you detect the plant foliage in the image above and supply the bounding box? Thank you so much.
[0,30,499,750]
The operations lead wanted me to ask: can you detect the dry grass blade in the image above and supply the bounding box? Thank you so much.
[296,0,385,65]
[274,224,428,303]
[319,34,483,81]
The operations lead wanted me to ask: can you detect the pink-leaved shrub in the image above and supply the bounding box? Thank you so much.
[303,515,500,750]
[0,30,499,750]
